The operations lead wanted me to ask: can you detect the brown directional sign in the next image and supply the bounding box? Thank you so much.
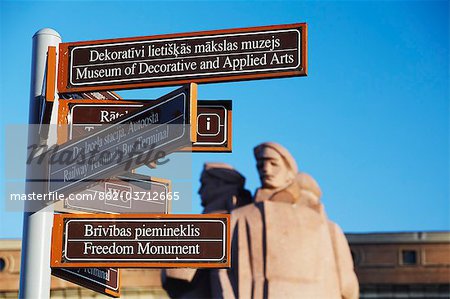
[57,99,232,152]
[46,84,197,195]
[56,99,147,144]
[58,23,307,92]
[52,267,120,298]
[62,173,171,214]
[51,214,231,268]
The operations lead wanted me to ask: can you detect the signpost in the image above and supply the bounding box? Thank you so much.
[19,23,307,298]
[51,214,230,268]
[51,267,120,298]
[57,98,232,151]
[19,29,61,299]
[58,23,307,92]
[47,84,197,195]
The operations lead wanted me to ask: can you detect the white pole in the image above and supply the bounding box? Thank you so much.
[19,28,61,299]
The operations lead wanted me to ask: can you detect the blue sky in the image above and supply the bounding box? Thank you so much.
[1,0,449,239]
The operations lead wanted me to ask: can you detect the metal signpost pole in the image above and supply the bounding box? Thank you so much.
[19,28,61,299]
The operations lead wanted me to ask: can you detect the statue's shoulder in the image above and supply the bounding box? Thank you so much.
[327,220,344,235]
[231,202,262,218]
[232,203,255,215]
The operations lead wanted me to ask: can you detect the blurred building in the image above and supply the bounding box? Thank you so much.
[347,232,450,299]
[1,232,449,298]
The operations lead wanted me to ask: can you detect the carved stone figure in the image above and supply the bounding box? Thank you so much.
[216,142,359,299]
[162,163,252,298]
[198,162,252,213]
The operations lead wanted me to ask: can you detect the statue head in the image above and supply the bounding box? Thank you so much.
[254,142,298,191]
[198,163,251,212]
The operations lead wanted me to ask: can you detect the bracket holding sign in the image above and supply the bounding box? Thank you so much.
[45,46,57,102]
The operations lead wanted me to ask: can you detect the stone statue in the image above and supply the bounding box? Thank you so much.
[162,163,252,298]
[215,142,359,299]
[198,163,252,213]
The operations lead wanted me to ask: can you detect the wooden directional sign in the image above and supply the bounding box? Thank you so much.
[52,267,120,298]
[57,99,232,152]
[56,99,146,143]
[58,23,307,92]
[51,214,230,268]
[62,173,171,214]
[47,84,197,195]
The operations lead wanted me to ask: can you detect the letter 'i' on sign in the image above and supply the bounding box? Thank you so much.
[57,23,307,92]
[50,214,231,268]
[190,100,232,152]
